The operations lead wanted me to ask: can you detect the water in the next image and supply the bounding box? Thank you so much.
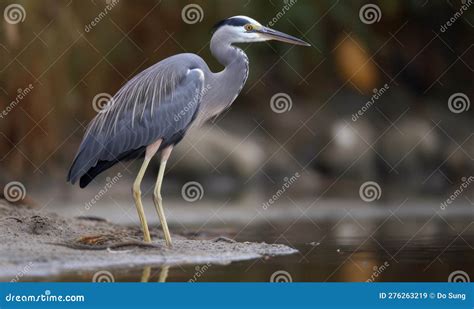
[48,215,473,282]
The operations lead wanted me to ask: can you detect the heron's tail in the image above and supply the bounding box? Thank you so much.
[77,159,118,188]
[68,145,146,188]
[67,133,103,187]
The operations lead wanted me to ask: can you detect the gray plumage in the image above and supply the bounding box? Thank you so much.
[68,16,309,188]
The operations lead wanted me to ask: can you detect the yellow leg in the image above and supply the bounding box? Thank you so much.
[153,146,173,247]
[132,156,153,243]
[132,139,162,243]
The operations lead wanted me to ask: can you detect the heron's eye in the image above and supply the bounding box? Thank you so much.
[244,24,254,32]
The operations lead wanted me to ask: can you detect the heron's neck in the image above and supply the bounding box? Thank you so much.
[196,35,249,123]
[210,35,248,69]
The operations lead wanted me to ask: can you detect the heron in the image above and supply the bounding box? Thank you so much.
[68,16,310,247]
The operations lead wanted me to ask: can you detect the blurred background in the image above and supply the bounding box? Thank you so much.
[0,0,473,282]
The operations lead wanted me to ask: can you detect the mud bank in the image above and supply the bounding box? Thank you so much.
[0,202,297,280]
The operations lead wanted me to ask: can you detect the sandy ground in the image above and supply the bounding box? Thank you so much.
[0,202,297,280]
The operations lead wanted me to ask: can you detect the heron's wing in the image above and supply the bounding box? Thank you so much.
[68,56,205,184]
[89,56,204,137]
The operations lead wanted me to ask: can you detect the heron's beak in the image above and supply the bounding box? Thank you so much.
[256,27,310,46]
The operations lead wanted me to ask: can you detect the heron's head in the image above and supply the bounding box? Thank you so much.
[212,16,310,46]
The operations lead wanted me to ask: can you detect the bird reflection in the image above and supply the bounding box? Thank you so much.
[140,265,170,282]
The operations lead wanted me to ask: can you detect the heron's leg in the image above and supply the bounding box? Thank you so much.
[132,140,162,243]
[153,146,173,247]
